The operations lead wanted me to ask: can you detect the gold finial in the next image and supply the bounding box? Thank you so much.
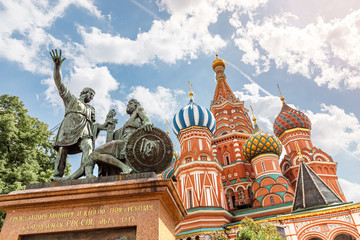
[250,105,257,124]
[212,54,226,70]
[188,80,193,99]
[277,84,285,104]
[295,142,303,162]
[166,120,169,135]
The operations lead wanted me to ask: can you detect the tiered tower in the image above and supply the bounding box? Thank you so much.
[167,56,359,240]
[172,88,229,236]
[273,94,346,201]
[243,115,294,207]
[210,55,254,210]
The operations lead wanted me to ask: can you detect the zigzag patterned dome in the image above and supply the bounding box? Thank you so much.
[243,131,282,162]
[172,99,216,136]
[273,103,311,137]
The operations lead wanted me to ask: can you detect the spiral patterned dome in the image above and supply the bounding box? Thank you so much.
[172,99,216,136]
[243,131,282,162]
[273,103,311,137]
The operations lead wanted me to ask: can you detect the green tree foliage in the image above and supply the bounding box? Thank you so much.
[0,94,57,229]
[212,217,285,240]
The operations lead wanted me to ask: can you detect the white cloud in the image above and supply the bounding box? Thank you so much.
[339,178,360,203]
[127,86,185,123]
[307,104,360,155]
[0,0,102,74]
[231,7,360,89]
[76,0,271,66]
[77,15,225,65]
[157,0,268,15]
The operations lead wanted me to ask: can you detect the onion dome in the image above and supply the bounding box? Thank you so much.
[172,99,216,136]
[243,131,282,162]
[212,54,226,71]
[161,150,178,181]
[161,166,175,181]
[161,143,179,181]
[273,98,311,137]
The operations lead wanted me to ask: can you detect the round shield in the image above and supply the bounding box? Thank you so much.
[125,127,173,174]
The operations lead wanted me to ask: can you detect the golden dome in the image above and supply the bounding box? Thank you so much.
[212,54,225,71]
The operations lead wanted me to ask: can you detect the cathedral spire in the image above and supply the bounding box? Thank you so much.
[211,55,239,105]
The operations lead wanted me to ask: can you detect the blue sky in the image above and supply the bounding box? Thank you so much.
[1,0,360,202]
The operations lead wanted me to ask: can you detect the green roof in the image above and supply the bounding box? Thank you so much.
[187,206,225,213]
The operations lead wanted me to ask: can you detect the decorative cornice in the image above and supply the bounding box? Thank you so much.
[278,128,310,140]
[174,160,223,176]
[212,132,251,144]
[266,203,360,222]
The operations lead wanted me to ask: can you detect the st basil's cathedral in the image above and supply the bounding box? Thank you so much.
[161,55,360,240]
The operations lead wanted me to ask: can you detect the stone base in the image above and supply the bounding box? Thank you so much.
[0,175,186,240]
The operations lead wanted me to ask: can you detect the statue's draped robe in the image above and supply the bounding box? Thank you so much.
[54,86,95,154]
[97,106,150,176]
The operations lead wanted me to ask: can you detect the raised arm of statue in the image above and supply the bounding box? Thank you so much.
[50,49,68,100]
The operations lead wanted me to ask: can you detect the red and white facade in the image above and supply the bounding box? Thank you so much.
[168,56,360,240]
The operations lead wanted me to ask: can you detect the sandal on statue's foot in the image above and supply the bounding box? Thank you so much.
[121,168,133,175]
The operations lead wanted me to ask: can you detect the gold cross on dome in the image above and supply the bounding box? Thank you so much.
[188,80,193,99]
[277,84,285,104]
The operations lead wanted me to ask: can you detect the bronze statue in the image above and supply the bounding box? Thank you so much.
[92,99,154,176]
[49,50,173,181]
[50,49,97,180]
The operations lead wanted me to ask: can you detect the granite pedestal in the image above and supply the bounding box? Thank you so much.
[0,173,186,240]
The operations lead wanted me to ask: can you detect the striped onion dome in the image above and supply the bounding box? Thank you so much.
[172,99,216,136]
[242,131,282,162]
[273,103,311,137]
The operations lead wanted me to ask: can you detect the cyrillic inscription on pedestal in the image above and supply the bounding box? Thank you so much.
[7,203,153,235]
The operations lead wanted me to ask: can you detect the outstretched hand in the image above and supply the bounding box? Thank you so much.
[50,49,66,67]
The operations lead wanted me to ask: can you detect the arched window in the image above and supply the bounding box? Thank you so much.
[238,188,245,200]
[226,189,235,209]
[188,190,193,208]
[225,155,230,165]
[261,162,266,171]
[334,233,356,240]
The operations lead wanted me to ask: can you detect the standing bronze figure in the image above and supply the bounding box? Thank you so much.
[50,49,96,179]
